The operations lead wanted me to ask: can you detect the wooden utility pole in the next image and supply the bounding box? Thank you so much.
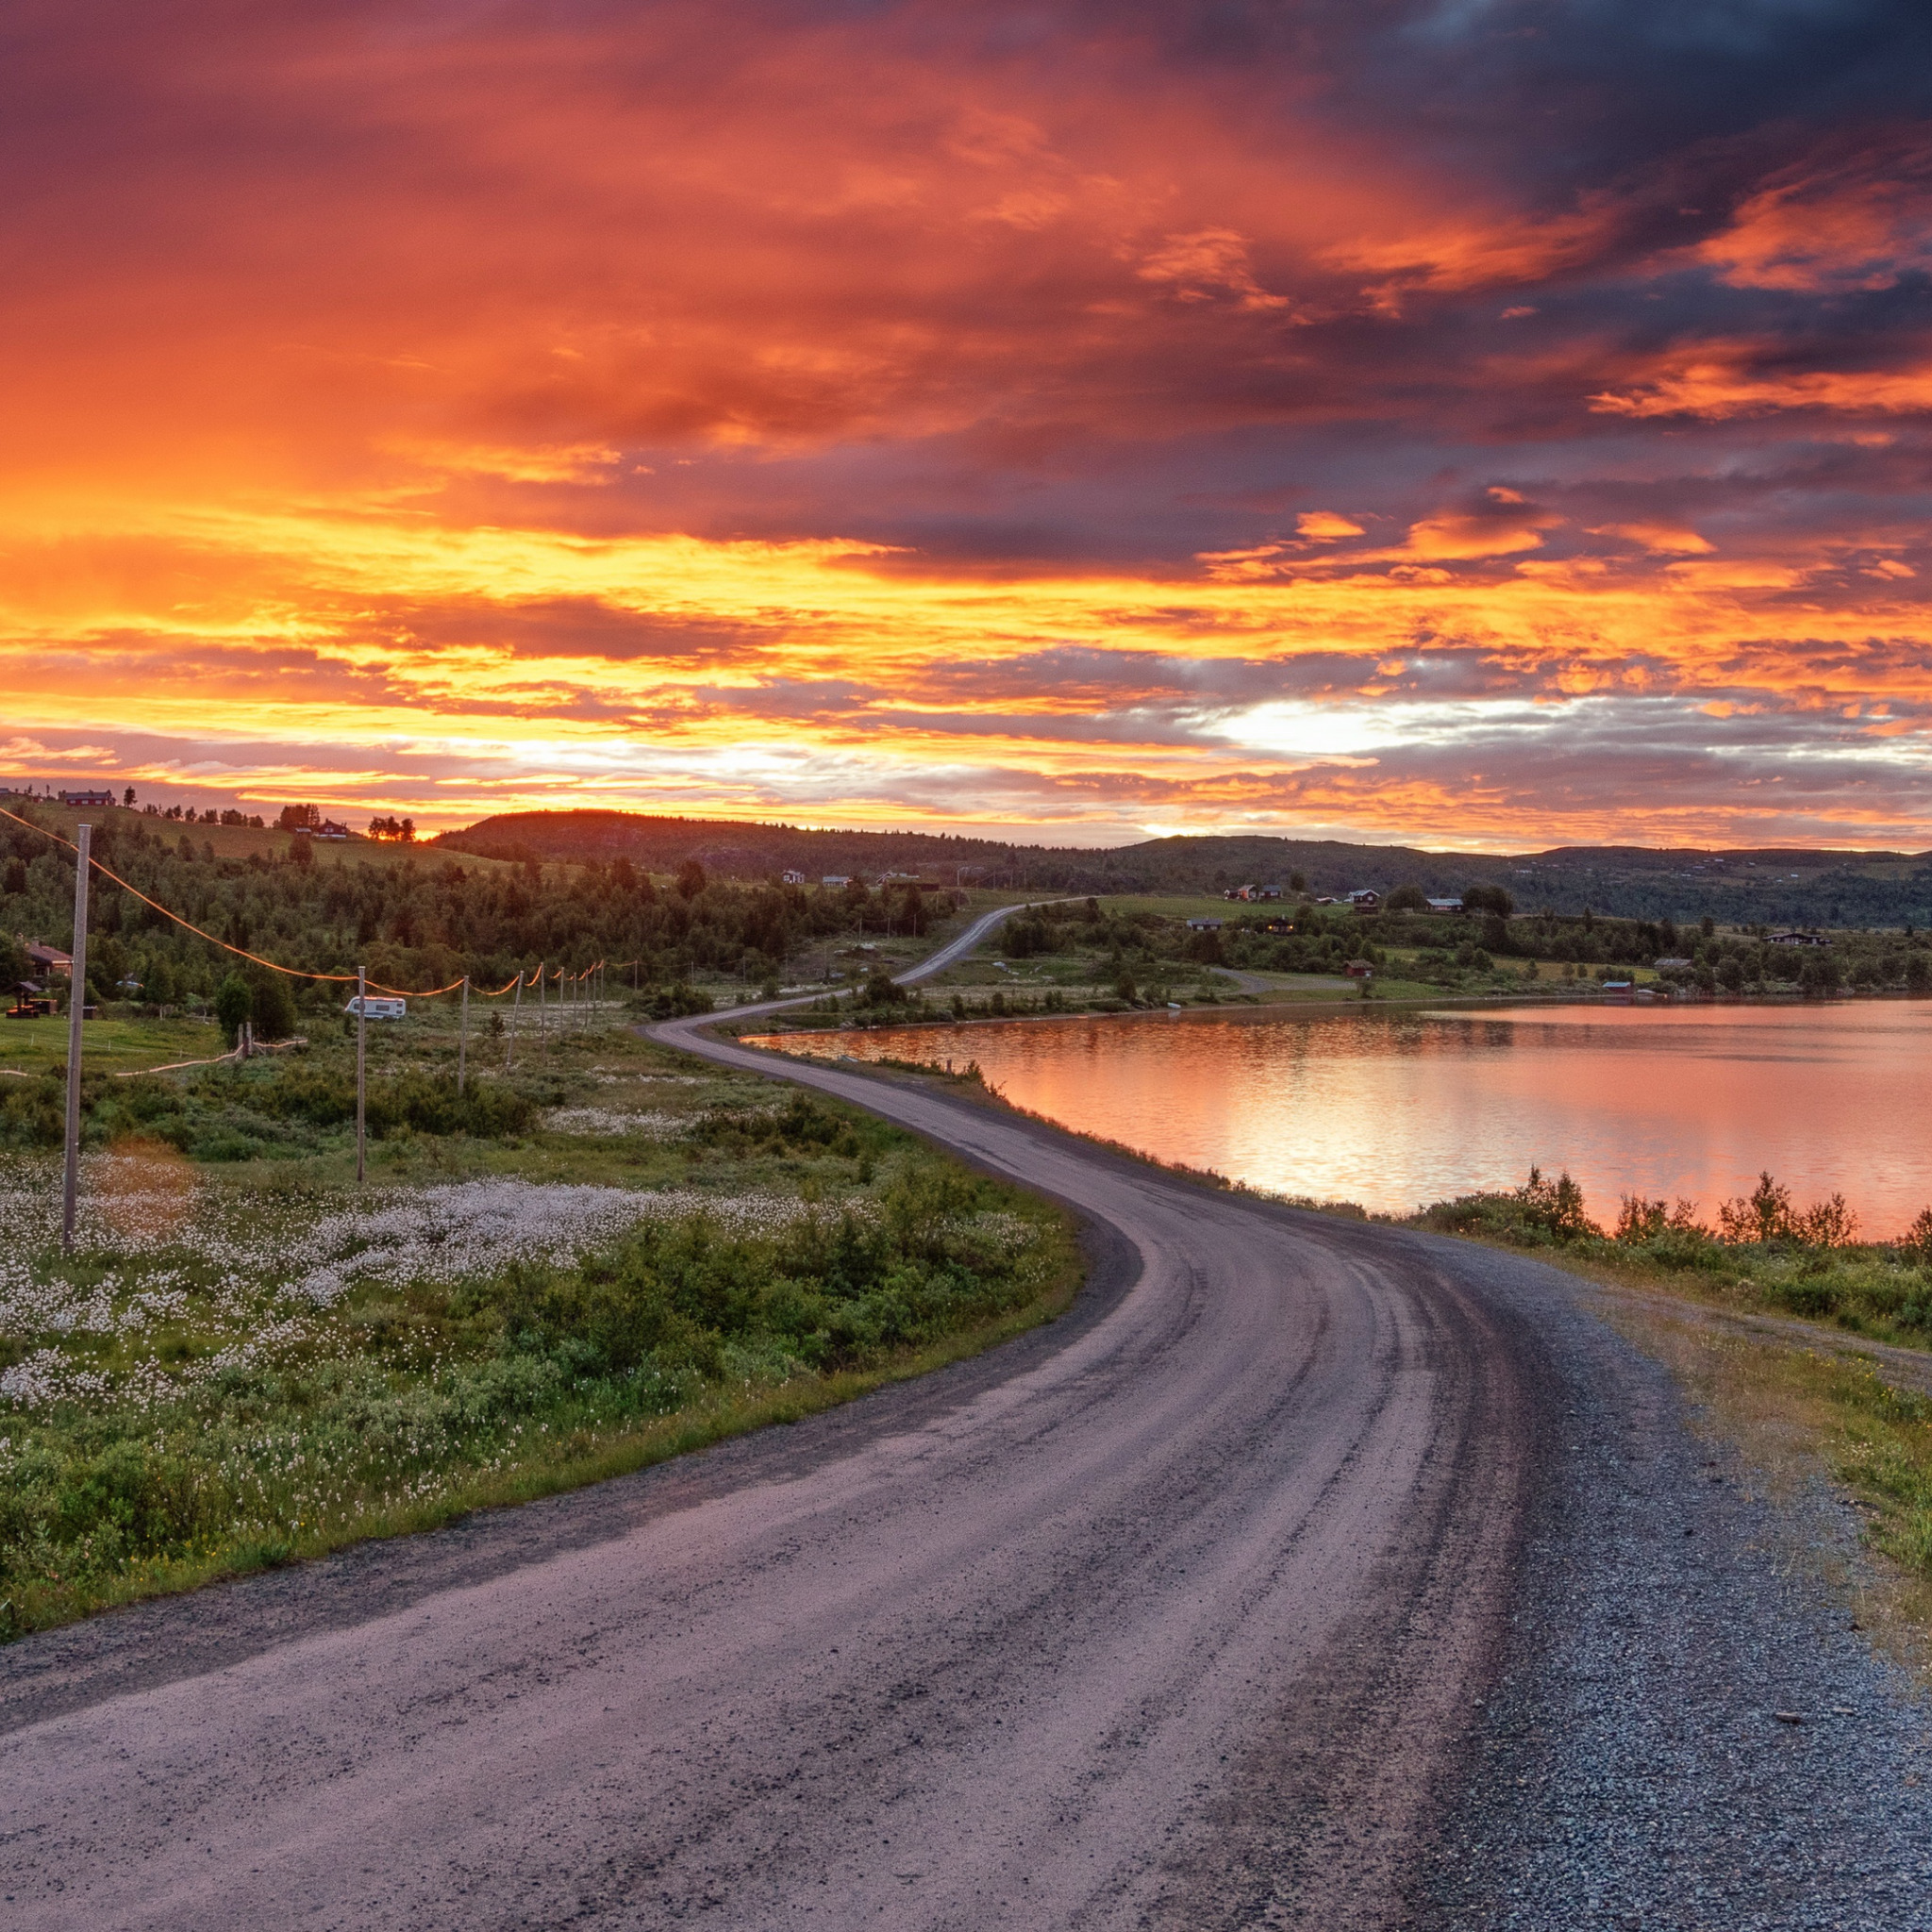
[356,965,367,1183]
[60,823,92,1254]
[506,969,522,1069]
[458,974,469,1096]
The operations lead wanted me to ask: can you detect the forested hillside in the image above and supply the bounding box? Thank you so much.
[439,811,1932,928]
[1,804,941,1016]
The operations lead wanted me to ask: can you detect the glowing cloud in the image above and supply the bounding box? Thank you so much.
[0,1,1928,848]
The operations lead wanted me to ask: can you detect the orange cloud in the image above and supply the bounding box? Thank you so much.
[1589,343,1932,419]
[2,3,1929,849]
[1695,137,1932,292]
[1589,524,1715,555]
[1295,511,1366,540]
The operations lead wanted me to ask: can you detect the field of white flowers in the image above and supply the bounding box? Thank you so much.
[0,1154,870,1409]
[0,1023,1074,1639]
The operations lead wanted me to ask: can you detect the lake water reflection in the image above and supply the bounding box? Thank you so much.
[749,1001,1932,1236]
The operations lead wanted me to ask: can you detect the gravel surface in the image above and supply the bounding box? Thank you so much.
[1412,1245,1932,1931]
[0,991,1926,1930]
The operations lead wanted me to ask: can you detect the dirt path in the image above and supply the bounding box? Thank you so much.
[2,998,1926,1928]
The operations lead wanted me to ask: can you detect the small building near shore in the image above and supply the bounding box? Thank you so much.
[1344,958,1374,979]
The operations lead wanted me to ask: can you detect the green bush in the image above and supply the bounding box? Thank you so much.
[0,1074,63,1148]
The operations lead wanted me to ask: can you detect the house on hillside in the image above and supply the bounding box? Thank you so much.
[1186,917,1224,931]
[24,941,72,978]
[821,874,854,889]
[1425,897,1463,915]
[315,819,351,841]
[1767,930,1827,947]
[1344,959,1374,979]
[780,869,807,886]
[58,789,114,808]
[1347,889,1380,912]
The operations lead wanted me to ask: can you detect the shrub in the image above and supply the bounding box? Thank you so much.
[1615,1194,1707,1242]
[1717,1172,1858,1248]
[638,984,712,1020]
[1905,1207,1932,1264]
[1515,1167,1597,1240]
[1719,1171,1795,1244]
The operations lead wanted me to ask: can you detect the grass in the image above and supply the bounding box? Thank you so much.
[0,1006,1080,1639]
[1411,1176,1932,1351]
[20,800,527,873]
[0,1013,235,1078]
[1596,1304,1932,1677]
[1397,1166,1932,1668]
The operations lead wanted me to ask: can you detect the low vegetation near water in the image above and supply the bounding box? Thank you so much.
[0,1012,1076,1640]
[1415,1165,1932,1601]
[1415,1165,1932,1342]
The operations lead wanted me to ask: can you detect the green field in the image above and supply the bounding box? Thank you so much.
[0,1001,1077,1638]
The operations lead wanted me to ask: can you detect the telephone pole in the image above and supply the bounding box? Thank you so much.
[356,966,367,1183]
[60,824,92,1254]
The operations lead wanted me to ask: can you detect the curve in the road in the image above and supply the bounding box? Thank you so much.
[4,910,1928,1930]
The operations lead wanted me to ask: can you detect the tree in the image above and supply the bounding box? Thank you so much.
[1461,883,1514,917]
[0,932,28,996]
[1289,870,1307,894]
[1719,1172,1793,1243]
[290,832,314,868]
[1905,1207,1932,1262]
[1385,882,1427,912]
[676,858,708,900]
[123,787,136,808]
[248,971,298,1041]
[213,973,254,1045]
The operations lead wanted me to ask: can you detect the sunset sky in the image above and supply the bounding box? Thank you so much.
[5,0,1930,848]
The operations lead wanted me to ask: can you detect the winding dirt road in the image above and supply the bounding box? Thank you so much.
[4,939,1926,1927]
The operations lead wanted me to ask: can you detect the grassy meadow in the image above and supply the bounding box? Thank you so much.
[0,1000,1077,1638]
[1401,1166,1932,1642]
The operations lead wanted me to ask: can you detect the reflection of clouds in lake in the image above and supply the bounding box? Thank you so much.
[763,1003,1932,1235]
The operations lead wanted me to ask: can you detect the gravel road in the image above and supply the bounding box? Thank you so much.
[2,997,1927,1928]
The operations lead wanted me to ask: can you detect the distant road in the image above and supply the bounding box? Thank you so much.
[6,918,1926,1926]
[895,894,1082,982]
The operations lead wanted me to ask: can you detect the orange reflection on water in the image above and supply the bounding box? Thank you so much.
[751,1001,1932,1237]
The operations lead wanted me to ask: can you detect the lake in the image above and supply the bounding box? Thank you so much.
[747,1001,1932,1238]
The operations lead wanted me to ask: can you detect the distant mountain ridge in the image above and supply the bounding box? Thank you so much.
[433,811,1932,927]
